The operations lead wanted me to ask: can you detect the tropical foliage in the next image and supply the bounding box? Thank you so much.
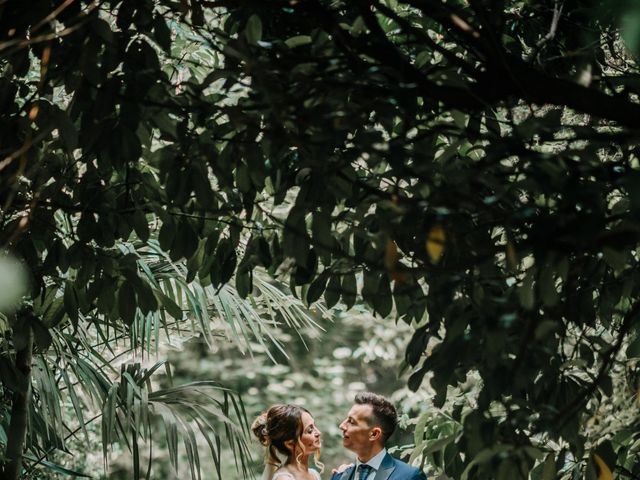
[2,233,324,479]
[2,0,640,479]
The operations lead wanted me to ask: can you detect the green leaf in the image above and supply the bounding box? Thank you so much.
[362,270,379,310]
[407,362,428,391]
[156,290,183,320]
[153,16,172,51]
[118,281,137,325]
[96,277,116,314]
[406,327,428,366]
[181,240,201,279]
[245,15,262,44]
[603,247,628,272]
[285,35,312,48]
[31,317,52,351]
[77,212,96,242]
[411,432,458,465]
[63,281,79,326]
[236,163,252,193]
[598,374,613,397]
[23,453,92,478]
[534,320,557,340]
[324,275,340,309]
[92,17,114,44]
[312,212,333,263]
[622,5,640,56]
[541,453,556,480]
[257,237,272,267]
[120,126,142,162]
[373,276,392,317]
[219,248,237,286]
[132,208,150,242]
[135,280,158,314]
[53,108,78,153]
[152,112,178,140]
[159,215,176,251]
[306,271,329,304]
[451,109,468,129]
[235,268,252,299]
[484,110,501,136]
[341,272,357,309]
[539,263,559,307]
[283,208,309,266]
[42,296,65,328]
[461,446,510,480]
[170,219,198,261]
[627,334,640,358]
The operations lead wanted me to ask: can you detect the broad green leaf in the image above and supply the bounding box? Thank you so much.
[541,453,556,480]
[132,209,150,242]
[627,334,640,358]
[63,281,79,325]
[245,15,262,44]
[306,271,328,304]
[603,247,627,272]
[118,281,137,325]
[324,275,341,309]
[156,290,183,320]
[341,272,357,309]
[235,268,252,299]
[285,35,312,48]
[283,208,309,266]
[312,212,333,263]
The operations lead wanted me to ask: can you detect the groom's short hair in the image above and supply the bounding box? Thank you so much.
[354,392,398,443]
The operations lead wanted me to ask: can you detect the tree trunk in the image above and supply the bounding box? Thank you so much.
[2,325,33,480]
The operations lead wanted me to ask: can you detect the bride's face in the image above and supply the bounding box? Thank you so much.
[299,411,322,454]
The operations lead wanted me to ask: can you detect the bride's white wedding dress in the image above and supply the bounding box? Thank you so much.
[259,452,321,479]
[271,469,321,480]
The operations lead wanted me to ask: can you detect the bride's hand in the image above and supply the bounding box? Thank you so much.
[331,463,353,474]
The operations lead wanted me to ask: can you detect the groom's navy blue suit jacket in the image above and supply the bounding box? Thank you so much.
[330,453,426,480]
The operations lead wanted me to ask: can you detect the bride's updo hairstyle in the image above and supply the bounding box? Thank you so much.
[251,404,323,471]
[251,411,271,447]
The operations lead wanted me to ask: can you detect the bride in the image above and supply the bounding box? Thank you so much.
[252,404,324,480]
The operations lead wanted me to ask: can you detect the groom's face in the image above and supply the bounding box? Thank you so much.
[339,404,374,453]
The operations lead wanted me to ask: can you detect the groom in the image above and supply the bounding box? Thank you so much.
[332,392,426,480]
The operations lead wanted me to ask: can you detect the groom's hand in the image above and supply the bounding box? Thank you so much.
[331,463,353,475]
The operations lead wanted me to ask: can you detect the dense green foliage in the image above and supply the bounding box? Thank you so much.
[2,0,640,479]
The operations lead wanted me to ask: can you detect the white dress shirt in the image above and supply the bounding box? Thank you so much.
[355,448,387,480]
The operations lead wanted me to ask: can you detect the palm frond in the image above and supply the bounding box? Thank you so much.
[136,239,328,359]
[99,364,251,479]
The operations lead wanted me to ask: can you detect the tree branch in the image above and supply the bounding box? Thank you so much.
[2,314,34,480]
[552,299,640,429]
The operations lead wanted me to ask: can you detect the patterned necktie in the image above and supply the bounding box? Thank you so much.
[357,464,373,480]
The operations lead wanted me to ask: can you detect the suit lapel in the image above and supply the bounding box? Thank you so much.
[341,464,357,480]
[374,453,396,480]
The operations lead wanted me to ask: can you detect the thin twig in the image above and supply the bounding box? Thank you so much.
[527,0,564,63]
